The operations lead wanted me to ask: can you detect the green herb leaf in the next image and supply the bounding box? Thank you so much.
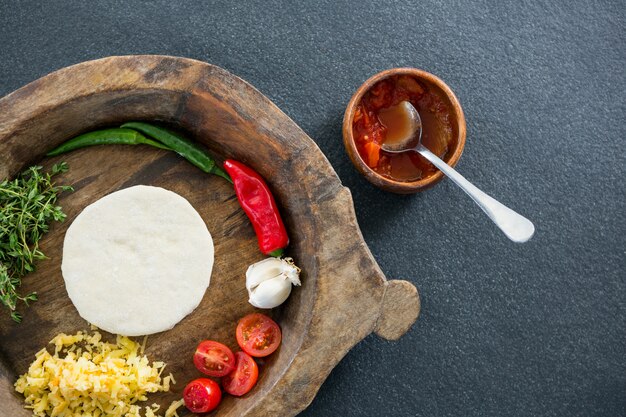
[0,163,71,322]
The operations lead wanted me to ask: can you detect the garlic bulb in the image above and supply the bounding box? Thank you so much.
[246,257,301,309]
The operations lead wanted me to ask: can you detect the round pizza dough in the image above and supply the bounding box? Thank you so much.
[62,185,214,336]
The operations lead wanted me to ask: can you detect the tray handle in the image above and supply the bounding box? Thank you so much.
[374,279,421,340]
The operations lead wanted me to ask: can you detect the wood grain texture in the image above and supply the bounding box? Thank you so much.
[0,55,420,417]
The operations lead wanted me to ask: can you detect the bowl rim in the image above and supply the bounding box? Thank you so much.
[342,67,467,193]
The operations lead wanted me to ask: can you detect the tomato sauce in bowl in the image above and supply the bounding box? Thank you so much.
[352,74,456,182]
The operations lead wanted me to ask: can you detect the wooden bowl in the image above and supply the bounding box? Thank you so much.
[343,68,467,194]
[0,56,420,417]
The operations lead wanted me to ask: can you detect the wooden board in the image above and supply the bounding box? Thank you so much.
[0,55,420,417]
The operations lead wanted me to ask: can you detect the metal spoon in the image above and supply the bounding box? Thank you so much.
[379,101,535,243]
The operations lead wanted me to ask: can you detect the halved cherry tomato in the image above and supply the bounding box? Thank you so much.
[236,313,282,358]
[222,351,259,396]
[183,378,222,413]
[193,340,236,377]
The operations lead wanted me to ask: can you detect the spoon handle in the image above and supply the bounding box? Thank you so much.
[416,144,535,243]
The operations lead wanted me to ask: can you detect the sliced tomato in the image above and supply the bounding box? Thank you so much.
[236,313,282,358]
[363,141,381,168]
[183,378,222,413]
[222,351,259,396]
[193,340,236,377]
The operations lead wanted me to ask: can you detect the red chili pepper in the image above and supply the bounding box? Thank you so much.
[223,160,289,257]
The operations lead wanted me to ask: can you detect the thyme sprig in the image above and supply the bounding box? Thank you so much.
[0,162,72,322]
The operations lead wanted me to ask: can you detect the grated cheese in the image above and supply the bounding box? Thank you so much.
[14,331,184,417]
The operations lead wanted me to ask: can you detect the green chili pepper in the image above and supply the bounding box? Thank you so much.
[121,122,231,183]
[46,128,171,156]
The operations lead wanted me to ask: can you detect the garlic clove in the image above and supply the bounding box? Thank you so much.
[248,275,293,309]
[245,257,302,309]
[246,257,285,291]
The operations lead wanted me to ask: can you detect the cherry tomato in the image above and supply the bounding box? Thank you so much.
[183,378,222,414]
[222,351,259,396]
[193,340,236,377]
[236,313,282,358]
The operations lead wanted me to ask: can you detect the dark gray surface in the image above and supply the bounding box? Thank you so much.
[1,1,624,416]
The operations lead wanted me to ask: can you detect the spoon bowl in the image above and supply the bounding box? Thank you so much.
[378,101,423,152]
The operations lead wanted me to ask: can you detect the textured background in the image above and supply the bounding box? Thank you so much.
[0,1,624,416]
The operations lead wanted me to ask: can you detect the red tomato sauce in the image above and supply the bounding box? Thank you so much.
[352,75,455,182]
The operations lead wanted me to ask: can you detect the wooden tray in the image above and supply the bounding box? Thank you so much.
[0,55,420,417]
